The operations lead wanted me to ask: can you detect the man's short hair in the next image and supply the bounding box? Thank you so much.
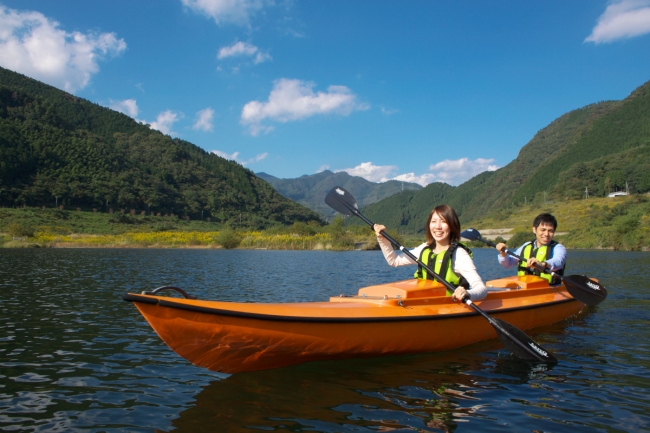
[533,213,557,230]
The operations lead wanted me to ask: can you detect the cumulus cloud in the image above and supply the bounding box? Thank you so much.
[212,150,268,165]
[334,162,398,183]
[150,110,181,135]
[193,107,214,131]
[241,78,370,136]
[391,172,438,187]
[428,157,499,185]
[110,99,139,118]
[332,157,499,187]
[218,41,271,64]
[585,0,650,43]
[0,6,126,92]
[181,0,266,26]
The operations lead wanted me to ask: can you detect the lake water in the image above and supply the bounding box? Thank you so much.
[0,248,648,432]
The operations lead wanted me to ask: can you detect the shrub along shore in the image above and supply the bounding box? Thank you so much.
[0,207,384,250]
[2,194,650,251]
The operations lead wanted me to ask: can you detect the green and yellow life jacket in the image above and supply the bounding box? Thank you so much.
[517,240,564,284]
[414,242,472,295]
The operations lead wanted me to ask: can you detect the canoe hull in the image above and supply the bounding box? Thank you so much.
[125,276,584,373]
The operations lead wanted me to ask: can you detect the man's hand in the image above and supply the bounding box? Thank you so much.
[495,242,507,257]
[526,257,547,270]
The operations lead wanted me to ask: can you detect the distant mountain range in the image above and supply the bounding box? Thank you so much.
[355,78,650,234]
[256,170,422,219]
[0,66,323,228]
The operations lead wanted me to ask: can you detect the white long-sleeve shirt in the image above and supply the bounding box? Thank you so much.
[377,235,488,301]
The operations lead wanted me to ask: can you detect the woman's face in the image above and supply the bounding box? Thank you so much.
[429,212,451,244]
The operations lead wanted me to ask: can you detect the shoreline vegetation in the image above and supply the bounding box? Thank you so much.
[2,194,649,251]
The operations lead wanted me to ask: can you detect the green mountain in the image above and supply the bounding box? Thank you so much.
[357,79,650,234]
[256,170,422,219]
[0,66,323,228]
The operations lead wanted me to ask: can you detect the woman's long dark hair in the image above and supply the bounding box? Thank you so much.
[425,204,461,247]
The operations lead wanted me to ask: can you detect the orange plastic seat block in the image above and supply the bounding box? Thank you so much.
[357,279,448,299]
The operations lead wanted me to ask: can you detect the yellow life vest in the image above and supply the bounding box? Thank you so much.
[414,242,472,295]
[517,240,564,284]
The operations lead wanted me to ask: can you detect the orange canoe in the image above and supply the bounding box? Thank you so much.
[123,275,584,374]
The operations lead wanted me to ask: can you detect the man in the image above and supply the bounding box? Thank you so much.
[496,213,566,284]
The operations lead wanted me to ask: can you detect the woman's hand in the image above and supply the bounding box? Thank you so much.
[373,224,386,236]
[452,287,468,302]
[495,242,507,257]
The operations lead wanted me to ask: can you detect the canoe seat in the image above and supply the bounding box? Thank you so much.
[357,279,448,299]
[485,275,550,290]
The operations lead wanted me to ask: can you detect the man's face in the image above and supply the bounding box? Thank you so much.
[533,222,555,246]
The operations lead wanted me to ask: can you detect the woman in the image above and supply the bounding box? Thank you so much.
[373,204,487,302]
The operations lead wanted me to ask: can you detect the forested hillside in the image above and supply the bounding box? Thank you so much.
[0,67,323,228]
[257,170,422,219]
[357,79,650,234]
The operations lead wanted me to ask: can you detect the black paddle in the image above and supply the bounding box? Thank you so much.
[325,186,557,363]
[460,228,607,307]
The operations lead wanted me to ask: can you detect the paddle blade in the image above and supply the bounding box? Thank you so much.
[460,228,482,242]
[325,186,359,216]
[492,318,558,363]
[562,275,608,306]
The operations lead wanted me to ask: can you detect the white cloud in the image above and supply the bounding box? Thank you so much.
[391,172,437,187]
[218,41,271,64]
[334,162,398,183]
[150,110,180,135]
[585,0,650,43]
[428,157,499,185]
[181,0,266,26]
[193,107,214,131]
[212,150,268,165]
[316,164,330,173]
[0,6,126,93]
[213,150,240,160]
[110,99,138,118]
[332,157,499,187]
[241,78,370,136]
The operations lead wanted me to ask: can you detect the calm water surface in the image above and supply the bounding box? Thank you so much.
[0,248,648,432]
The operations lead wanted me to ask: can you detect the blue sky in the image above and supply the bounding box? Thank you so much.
[1,1,650,186]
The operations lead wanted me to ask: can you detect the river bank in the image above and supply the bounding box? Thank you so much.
[0,230,381,251]
[3,194,650,251]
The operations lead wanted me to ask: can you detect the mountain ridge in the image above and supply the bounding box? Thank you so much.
[256,170,422,219]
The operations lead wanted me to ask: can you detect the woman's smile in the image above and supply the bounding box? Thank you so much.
[429,212,450,246]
